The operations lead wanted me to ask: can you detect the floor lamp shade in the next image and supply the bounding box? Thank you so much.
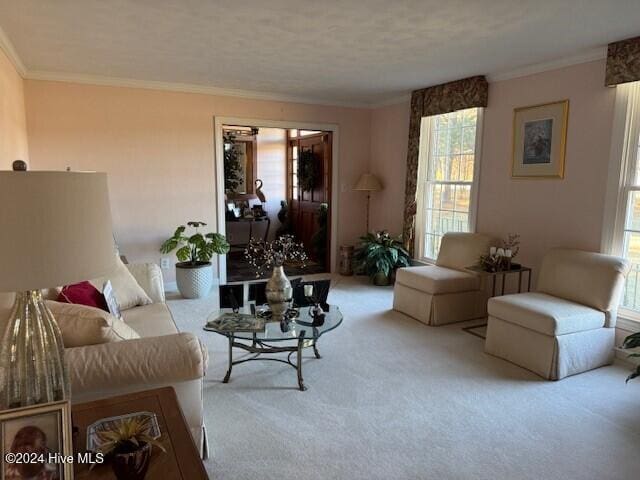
[0,171,115,409]
[354,173,382,192]
[0,171,115,291]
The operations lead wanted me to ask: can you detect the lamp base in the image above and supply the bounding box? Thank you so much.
[0,291,69,409]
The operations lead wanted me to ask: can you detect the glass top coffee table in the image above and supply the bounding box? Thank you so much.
[204,305,343,391]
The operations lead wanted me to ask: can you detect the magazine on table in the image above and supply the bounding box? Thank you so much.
[206,313,265,333]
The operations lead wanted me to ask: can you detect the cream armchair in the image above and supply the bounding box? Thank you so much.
[485,248,630,380]
[393,232,495,325]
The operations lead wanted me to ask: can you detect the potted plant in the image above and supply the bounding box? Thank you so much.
[622,331,640,382]
[354,231,411,286]
[160,221,229,298]
[95,416,166,480]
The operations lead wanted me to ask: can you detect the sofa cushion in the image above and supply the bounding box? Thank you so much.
[488,292,606,336]
[121,302,179,337]
[90,255,152,311]
[396,265,480,294]
[58,281,109,311]
[46,300,139,347]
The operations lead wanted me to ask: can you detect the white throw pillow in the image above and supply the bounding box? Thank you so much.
[90,255,152,311]
[46,301,139,347]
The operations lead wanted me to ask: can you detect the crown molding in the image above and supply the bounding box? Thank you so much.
[0,25,26,76]
[3,20,607,112]
[487,46,607,82]
[368,47,609,109]
[25,70,373,109]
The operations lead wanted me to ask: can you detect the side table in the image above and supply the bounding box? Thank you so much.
[464,264,532,297]
[461,265,532,339]
[71,387,208,479]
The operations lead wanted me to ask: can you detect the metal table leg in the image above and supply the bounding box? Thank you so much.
[223,334,234,383]
[297,337,307,391]
[518,271,523,293]
[312,340,321,359]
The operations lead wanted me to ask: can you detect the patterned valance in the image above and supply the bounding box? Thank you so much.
[606,35,640,86]
[402,76,488,253]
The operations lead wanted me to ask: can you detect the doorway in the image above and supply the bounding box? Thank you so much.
[215,118,338,284]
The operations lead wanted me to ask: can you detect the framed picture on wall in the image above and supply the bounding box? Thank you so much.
[512,99,569,178]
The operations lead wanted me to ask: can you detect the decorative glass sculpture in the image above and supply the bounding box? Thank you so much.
[0,291,69,409]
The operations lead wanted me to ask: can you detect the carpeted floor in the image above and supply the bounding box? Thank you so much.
[167,275,640,480]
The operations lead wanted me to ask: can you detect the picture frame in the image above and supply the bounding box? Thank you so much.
[1,401,74,479]
[512,99,569,178]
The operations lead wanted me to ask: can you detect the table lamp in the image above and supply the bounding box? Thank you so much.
[0,165,115,409]
[354,173,383,233]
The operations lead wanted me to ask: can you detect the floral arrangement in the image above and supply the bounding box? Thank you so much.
[95,416,165,457]
[479,234,521,272]
[244,234,308,278]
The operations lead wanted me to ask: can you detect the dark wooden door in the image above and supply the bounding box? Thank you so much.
[287,131,332,267]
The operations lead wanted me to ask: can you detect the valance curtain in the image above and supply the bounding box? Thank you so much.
[606,35,640,86]
[402,75,488,254]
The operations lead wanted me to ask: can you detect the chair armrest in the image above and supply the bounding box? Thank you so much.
[65,332,208,394]
[126,263,165,303]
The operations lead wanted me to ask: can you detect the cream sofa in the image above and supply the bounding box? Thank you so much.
[0,263,209,456]
[485,248,630,380]
[393,232,495,325]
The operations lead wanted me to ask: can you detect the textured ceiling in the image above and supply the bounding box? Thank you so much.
[1,0,639,105]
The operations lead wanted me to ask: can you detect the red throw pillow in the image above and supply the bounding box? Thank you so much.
[57,281,109,312]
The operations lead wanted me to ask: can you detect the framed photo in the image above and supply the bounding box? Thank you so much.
[1,401,73,479]
[512,100,569,178]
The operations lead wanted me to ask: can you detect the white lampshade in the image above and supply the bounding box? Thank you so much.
[354,173,383,192]
[0,171,115,291]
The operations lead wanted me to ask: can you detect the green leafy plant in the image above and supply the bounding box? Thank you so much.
[95,416,166,457]
[298,149,317,192]
[160,221,229,265]
[311,203,328,265]
[223,133,243,193]
[354,231,411,284]
[622,331,640,382]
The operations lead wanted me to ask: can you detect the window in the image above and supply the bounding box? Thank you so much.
[415,108,483,261]
[605,81,640,313]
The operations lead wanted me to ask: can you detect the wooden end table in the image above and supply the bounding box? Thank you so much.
[71,387,208,479]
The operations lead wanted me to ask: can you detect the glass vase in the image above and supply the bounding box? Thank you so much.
[0,291,69,409]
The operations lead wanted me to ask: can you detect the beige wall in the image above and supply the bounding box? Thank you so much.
[25,80,371,281]
[369,59,615,279]
[369,101,410,235]
[0,49,28,168]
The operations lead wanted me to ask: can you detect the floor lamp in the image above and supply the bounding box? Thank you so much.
[0,165,115,409]
[354,173,383,233]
